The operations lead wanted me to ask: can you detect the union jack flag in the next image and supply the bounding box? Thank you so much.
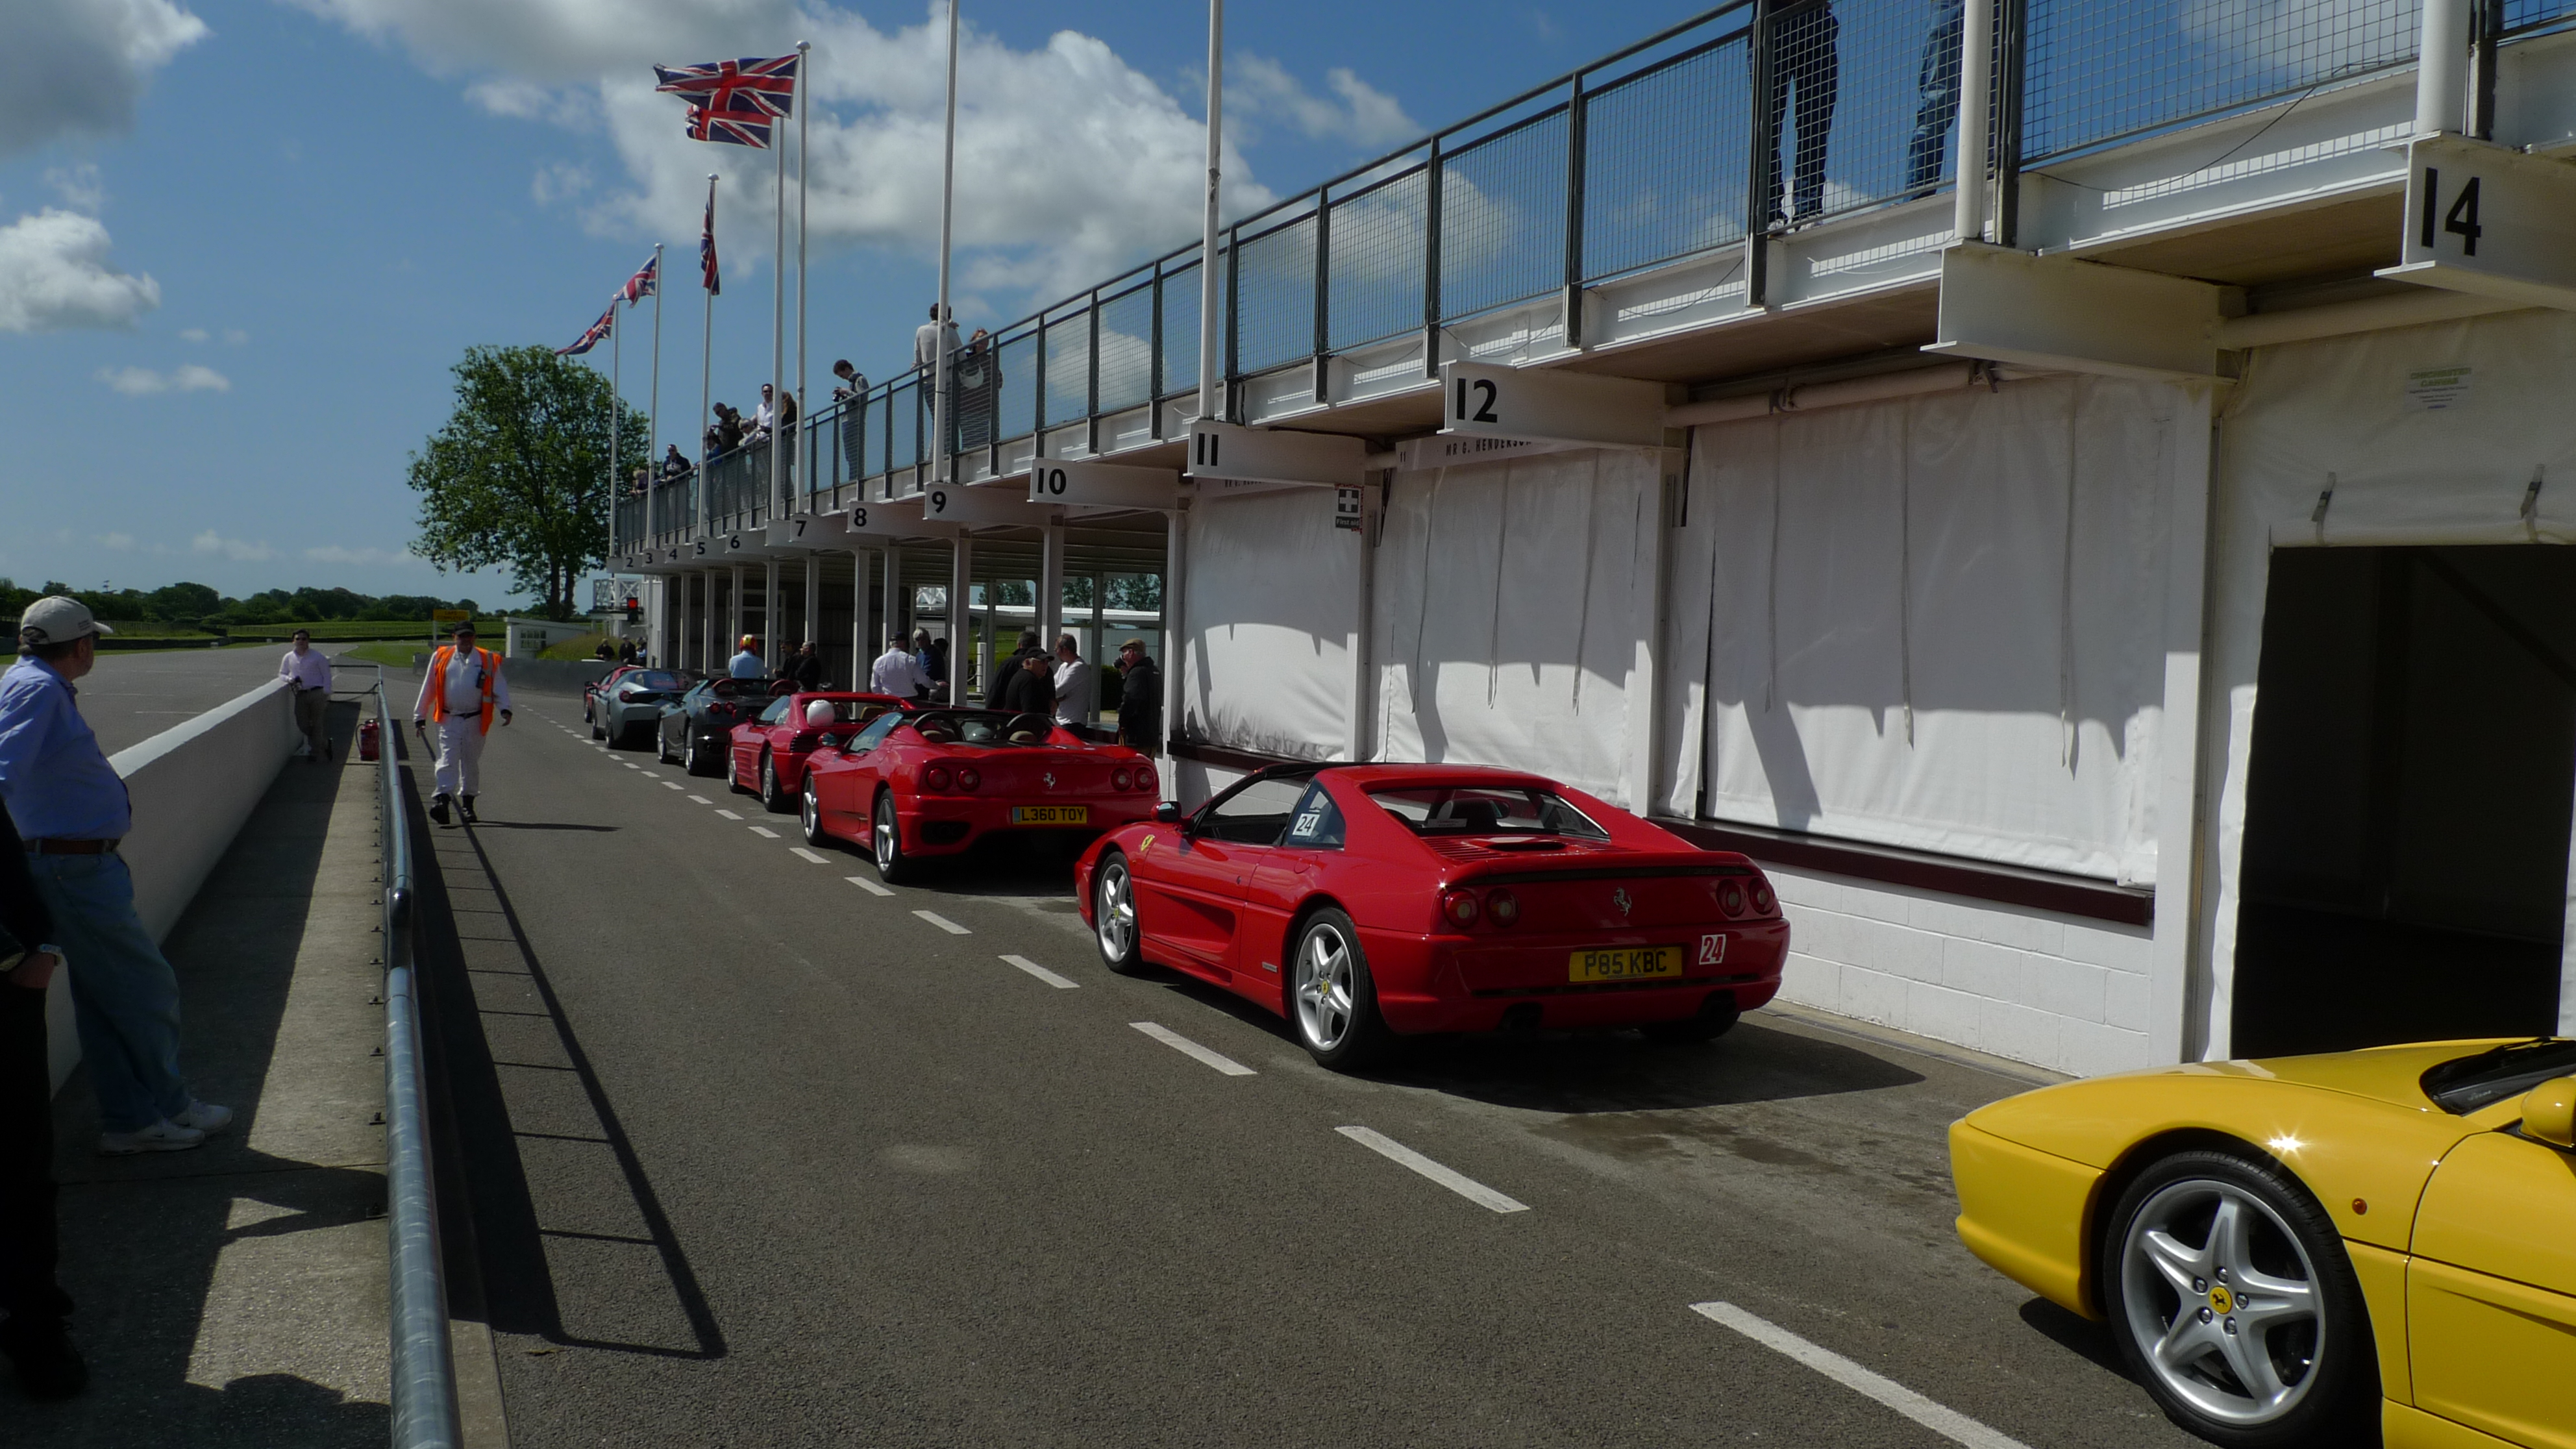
[620,253,658,306]
[557,304,613,356]
[654,55,798,150]
[699,187,720,295]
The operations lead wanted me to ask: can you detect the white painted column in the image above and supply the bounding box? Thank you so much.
[850,548,872,690]
[1619,449,1683,817]
[1160,500,1188,785]
[2149,385,2218,1065]
[2418,0,2470,136]
[803,552,822,657]
[1953,0,1994,242]
[1345,475,1378,763]
[727,564,745,662]
[881,546,903,655]
[1038,514,1065,650]
[763,559,782,667]
[948,536,974,706]
[699,569,717,672]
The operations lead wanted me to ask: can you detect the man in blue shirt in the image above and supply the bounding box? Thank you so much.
[728,634,764,679]
[0,598,229,1155]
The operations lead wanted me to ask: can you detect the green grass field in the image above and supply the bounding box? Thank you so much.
[96,617,511,648]
[337,642,424,668]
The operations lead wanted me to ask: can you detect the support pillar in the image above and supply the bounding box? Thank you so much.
[1159,501,1187,785]
[727,565,745,663]
[1037,515,1065,651]
[699,570,716,672]
[882,547,904,654]
[948,536,974,706]
[2152,386,2219,1065]
[803,552,822,661]
[763,560,782,668]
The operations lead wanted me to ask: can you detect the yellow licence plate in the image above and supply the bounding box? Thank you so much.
[1569,946,1683,984]
[1011,805,1089,825]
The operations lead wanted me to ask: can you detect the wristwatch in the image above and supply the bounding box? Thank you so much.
[35,943,62,960]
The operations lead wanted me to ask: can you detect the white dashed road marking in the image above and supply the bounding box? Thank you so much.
[688,795,712,804]
[749,826,780,839]
[1131,1022,1254,1076]
[1000,954,1078,989]
[1335,1126,1528,1213]
[716,810,743,821]
[913,910,970,935]
[1689,1303,2034,1449]
[790,847,830,863]
[846,876,895,897]
[640,772,662,779]
[663,782,685,790]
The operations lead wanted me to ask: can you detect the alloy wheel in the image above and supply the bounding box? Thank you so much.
[2118,1177,2324,1428]
[1293,922,1357,1052]
[1096,860,1136,961]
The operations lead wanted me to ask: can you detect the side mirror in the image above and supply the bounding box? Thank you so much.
[2524,1076,2576,1148]
[1154,802,1182,824]
[817,734,841,750]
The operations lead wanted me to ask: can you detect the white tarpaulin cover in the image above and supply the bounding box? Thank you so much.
[1371,450,1659,804]
[1180,486,1358,761]
[2201,308,2576,1052]
[1687,376,2183,882]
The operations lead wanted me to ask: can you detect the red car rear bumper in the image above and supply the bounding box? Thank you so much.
[901,795,1159,857]
[1357,921,1788,1034]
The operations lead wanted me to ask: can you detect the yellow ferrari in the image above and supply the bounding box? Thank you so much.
[1950,1036,2576,1449]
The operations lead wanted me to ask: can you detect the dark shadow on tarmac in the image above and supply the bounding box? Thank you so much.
[16,700,393,1446]
[2018,1298,2138,1382]
[404,763,727,1362]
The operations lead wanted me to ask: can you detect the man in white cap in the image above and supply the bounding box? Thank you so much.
[412,622,511,825]
[0,597,231,1155]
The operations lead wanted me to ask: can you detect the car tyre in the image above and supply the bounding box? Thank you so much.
[1289,908,1391,1071]
[799,774,831,847]
[1092,852,1146,975]
[684,730,706,776]
[1640,994,1741,1044]
[590,713,604,741]
[656,726,675,764]
[2100,1148,2376,1449]
[872,791,917,885]
[759,750,789,813]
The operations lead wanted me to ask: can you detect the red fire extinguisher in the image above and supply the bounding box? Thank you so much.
[359,717,381,762]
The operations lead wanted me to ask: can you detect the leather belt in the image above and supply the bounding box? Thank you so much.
[25,838,118,856]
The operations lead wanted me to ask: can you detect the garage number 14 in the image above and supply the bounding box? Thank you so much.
[2421,167,2484,256]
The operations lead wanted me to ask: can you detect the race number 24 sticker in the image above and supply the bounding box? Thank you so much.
[1697,933,1728,967]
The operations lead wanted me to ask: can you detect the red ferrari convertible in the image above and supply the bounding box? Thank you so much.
[730,691,916,811]
[798,708,1161,880]
[1074,763,1789,1069]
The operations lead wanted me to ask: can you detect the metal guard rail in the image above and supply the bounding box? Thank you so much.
[372,671,458,1447]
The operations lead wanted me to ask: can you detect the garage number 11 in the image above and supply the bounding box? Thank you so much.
[1454,377,1500,425]
[2420,167,2484,256]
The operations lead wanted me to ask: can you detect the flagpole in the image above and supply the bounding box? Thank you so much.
[1199,0,1223,425]
[933,0,961,704]
[796,40,811,515]
[610,296,623,557]
[649,243,663,476]
[771,97,787,530]
[702,173,717,535]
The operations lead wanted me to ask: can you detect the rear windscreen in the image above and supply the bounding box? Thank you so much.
[908,712,1050,746]
[627,671,682,691]
[1367,786,1609,839]
[2422,1039,2576,1115]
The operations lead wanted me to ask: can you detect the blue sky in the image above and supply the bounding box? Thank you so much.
[0,0,1707,608]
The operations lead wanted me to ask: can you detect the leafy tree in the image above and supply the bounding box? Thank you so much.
[406,344,644,621]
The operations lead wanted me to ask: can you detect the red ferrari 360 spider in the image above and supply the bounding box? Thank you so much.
[730,691,915,811]
[1074,763,1788,1068]
[797,708,1161,880]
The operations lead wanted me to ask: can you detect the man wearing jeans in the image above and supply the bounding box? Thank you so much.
[0,597,230,1156]
[280,628,332,762]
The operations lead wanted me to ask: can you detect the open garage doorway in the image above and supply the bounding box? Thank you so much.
[2233,546,2576,1056]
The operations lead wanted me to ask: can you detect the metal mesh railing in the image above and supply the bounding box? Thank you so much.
[1233,211,1320,375]
[2024,0,2418,162]
[1440,109,1569,320]
[613,493,644,551]
[1583,31,1753,278]
[1097,282,1156,412]
[1044,308,1092,430]
[2507,0,2576,32]
[1158,260,1202,401]
[1327,167,1428,351]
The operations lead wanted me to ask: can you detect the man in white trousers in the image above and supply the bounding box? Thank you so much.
[412,623,512,825]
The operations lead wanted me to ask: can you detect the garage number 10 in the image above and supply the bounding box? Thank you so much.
[2420,166,2484,257]
[1035,467,1069,497]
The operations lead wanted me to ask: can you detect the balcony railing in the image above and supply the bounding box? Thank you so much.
[613,0,2576,556]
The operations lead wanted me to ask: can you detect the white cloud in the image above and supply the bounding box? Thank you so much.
[531,160,592,204]
[303,545,421,566]
[284,0,1280,304]
[45,163,106,212]
[0,209,160,332]
[97,532,134,551]
[223,327,247,344]
[1230,56,1418,149]
[95,362,227,394]
[192,530,271,561]
[178,326,208,342]
[0,0,208,156]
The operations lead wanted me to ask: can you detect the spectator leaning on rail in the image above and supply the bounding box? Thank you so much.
[0,802,83,1399]
[412,621,512,826]
[728,635,765,680]
[872,633,934,699]
[1116,638,1161,754]
[0,597,233,1158]
[1052,634,1095,730]
[280,627,332,763]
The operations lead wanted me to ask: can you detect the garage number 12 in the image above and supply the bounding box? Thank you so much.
[2420,166,2483,257]
[1454,377,1499,424]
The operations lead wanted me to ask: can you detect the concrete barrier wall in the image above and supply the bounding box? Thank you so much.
[412,654,611,697]
[47,678,299,1093]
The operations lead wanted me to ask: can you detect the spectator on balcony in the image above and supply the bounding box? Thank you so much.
[1760,0,1839,227]
[708,404,743,457]
[832,360,869,473]
[913,304,958,374]
[956,329,995,451]
[776,384,798,434]
[628,465,651,499]
[1907,0,1965,197]
[662,444,693,482]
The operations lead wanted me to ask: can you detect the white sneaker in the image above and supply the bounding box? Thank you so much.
[98,1119,205,1155]
[173,1101,233,1135]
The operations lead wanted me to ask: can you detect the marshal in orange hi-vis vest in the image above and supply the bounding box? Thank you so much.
[425,646,502,734]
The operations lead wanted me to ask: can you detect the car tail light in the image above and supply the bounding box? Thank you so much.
[955,767,980,791]
[1750,880,1776,915]
[788,730,822,752]
[1111,767,1132,791]
[924,765,952,792]
[1134,765,1157,793]
[1716,881,1748,918]
[1441,889,1480,928]
[1486,888,1520,927]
